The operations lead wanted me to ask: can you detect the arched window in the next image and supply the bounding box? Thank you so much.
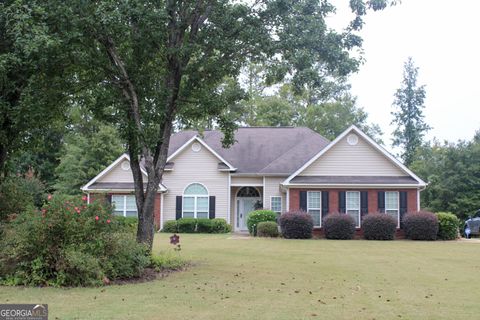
[183,183,209,218]
[237,187,260,198]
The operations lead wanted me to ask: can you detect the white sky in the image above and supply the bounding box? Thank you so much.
[329,0,480,145]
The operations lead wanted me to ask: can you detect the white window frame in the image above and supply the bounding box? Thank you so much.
[307,191,322,227]
[270,196,282,214]
[385,191,400,228]
[346,191,361,228]
[111,195,137,217]
[183,183,209,219]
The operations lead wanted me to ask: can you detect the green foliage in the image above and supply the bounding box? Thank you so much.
[391,57,431,166]
[246,210,277,236]
[162,219,231,234]
[404,211,438,241]
[0,175,46,222]
[0,195,149,286]
[323,214,356,240]
[55,124,123,195]
[436,212,459,240]
[278,211,314,239]
[162,221,179,233]
[256,221,279,238]
[150,253,187,272]
[114,216,138,233]
[177,218,197,233]
[411,133,480,219]
[362,214,397,240]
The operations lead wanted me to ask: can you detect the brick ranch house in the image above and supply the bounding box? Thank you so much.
[82,125,426,233]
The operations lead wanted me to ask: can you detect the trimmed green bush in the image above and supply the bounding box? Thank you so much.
[436,212,459,240]
[362,214,397,240]
[246,210,277,235]
[323,214,356,240]
[278,211,313,239]
[209,218,232,233]
[403,211,438,241]
[162,218,231,234]
[196,219,213,233]
[0,194,149,286]
[257,221,279,237]
[177,218,197,233]
[162,220,178,233]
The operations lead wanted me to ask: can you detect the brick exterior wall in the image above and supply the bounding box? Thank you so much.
[288,188,418,236]
[87,192,162,230]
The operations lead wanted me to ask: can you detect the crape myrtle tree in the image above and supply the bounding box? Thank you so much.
[53,0,394,251]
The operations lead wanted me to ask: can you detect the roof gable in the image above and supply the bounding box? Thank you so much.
[81,154,166,191]
[283,125,427,186]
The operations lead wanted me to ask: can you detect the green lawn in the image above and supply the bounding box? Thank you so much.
[1,234,479,320]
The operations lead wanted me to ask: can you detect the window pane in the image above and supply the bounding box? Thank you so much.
[307,192,321,209]
[125,196,137,212]
[197,197,209,212]
[111,195,125,212]
[197,212,209,219]
[346,191,360,210]
[385,192,399,210]
[309,209,321,227]
[347,210,360,227]
[271,197,282,213]
[184,183,208,195]
[183,197,195,211]
[183,212,194,218]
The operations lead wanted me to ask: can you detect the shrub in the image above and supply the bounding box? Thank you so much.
[196,219,213,233]
[0,175,46,222]
[256,221,279,237]
[177,218,197,233]
[0,194,149,286]
[278,211,313,239]
[150,252,187,271]
[246,210,277,235]
[436,212,460,240]
[403,211,438,240]
[114,216,138,233]
[362,214,397,240]
[323,214,356,240]
[209,218,231,233]
[162,220,178,233]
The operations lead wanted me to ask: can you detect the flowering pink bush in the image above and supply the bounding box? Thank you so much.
[0,195,149,286]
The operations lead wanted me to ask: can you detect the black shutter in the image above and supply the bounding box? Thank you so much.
[175,196,182,220]
[360,191,368,218]
[399,191,407,228]
[378,191,385,213]
[321,191,329,216]
[106,194,112,204]
[338,191,346,213]
[299,191,307,211]
[209,196,216,219]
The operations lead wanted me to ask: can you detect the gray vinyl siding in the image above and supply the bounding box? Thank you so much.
[162,141,229,222]
[302,134,406,176]
[98,160,147,183]
[231,176,263,185]
[264,177,287,213]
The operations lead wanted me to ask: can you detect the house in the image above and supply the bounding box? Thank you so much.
[81,125,426,232]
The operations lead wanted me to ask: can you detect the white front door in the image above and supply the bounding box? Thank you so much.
[237,197,260,231]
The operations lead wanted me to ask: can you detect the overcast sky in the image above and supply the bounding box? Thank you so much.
[329,0,480,146]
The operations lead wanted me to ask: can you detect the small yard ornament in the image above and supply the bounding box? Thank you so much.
[170,234,181,251]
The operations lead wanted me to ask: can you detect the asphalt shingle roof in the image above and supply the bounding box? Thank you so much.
[168,127,330,175]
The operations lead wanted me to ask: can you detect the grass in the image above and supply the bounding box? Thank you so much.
[1,234,480,319]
